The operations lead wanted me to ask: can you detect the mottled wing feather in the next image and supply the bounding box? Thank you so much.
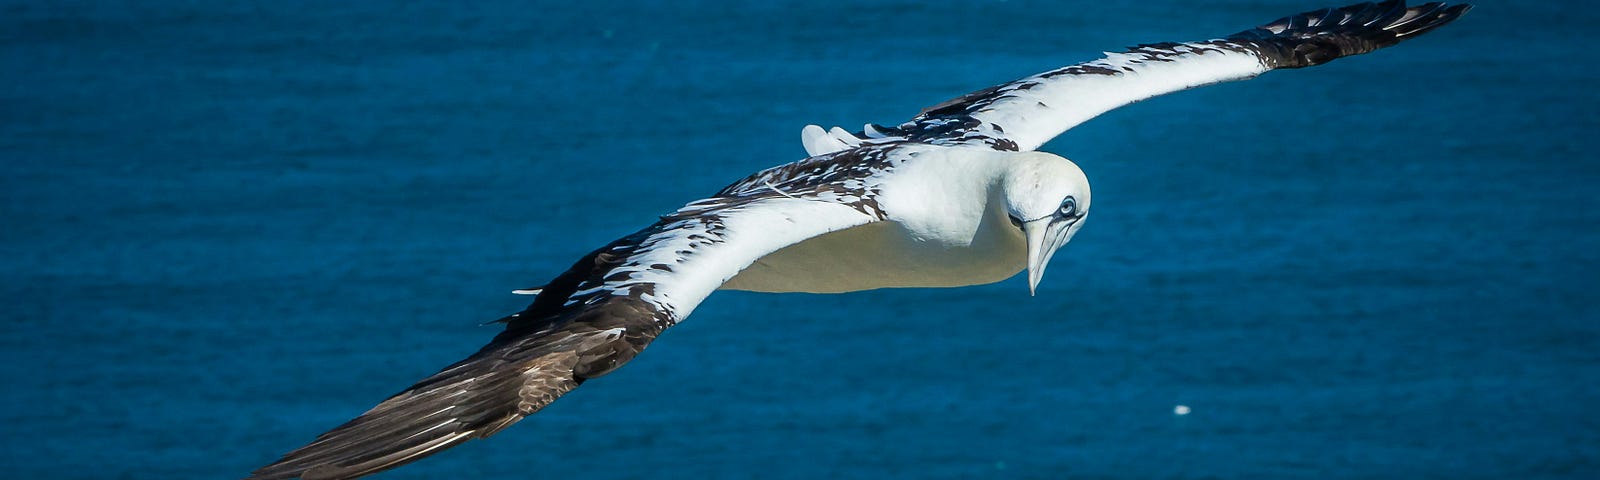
[714,144,900,220]
[825,1,1470,152]
[251,172,887,479]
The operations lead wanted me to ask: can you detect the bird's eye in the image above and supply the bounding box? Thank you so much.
[1058,197,1078,217]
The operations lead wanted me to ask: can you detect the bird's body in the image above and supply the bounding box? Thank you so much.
[727,145,1054,293]
[250,2,1472,478]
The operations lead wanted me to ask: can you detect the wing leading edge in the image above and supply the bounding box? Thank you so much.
[249,195,881,479]
[801,0,1471,156]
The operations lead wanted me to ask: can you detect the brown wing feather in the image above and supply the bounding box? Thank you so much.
[248,173,881,480]
[247,193,843,479]
[248,298,664,480]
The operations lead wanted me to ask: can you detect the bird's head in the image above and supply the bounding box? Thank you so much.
[999,151,1091,295]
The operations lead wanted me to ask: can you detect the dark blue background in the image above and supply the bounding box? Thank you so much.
[4,1,1596,478]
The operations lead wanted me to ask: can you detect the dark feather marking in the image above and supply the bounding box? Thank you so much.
[1228,1,1472,69]
[252,198,766,478]
[716,145,897,220]
[848,1,1468,152]
[249,295,664,479]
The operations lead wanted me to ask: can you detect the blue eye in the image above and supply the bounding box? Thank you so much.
[1058,197,1078,217]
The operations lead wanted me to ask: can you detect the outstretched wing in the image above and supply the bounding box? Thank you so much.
[800,0,1471,156]
[249,191,885,479]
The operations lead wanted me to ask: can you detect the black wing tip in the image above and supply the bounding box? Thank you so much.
[245,348,541,480]
[1229,1,1473,69]
[246,311,634,480]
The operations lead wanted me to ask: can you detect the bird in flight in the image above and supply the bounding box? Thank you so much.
[251,2,1470,478]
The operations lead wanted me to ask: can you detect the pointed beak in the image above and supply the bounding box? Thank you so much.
[1022,217,1079,296]
[1022,218,1054,296]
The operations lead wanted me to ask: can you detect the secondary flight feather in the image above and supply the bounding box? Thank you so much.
[250,2,1470,478]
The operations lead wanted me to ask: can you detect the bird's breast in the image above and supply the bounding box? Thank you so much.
[719,216,1026,293]
[722,151,1026,293]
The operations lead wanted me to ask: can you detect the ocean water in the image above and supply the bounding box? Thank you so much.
[3,0,1597,478]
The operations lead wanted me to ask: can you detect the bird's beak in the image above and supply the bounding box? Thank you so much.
[1022,217,1077,296]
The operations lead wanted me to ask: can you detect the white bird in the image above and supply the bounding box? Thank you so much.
[251,2,1470,478]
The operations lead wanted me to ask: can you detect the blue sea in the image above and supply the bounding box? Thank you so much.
[3,0,1596,478]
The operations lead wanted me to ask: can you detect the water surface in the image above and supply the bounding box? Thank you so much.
[3,1,1596,478]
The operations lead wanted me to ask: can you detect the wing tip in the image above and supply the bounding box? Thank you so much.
[246,341,582,480]
[1230,1,1473,69]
